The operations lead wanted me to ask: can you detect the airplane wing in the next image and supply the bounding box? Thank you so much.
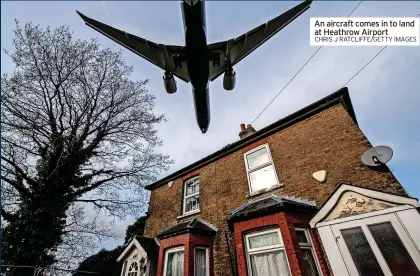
[207,0,312,81]
[76,11,190,83]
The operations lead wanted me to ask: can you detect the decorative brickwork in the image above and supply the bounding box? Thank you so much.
[182,170,200,181]
[240,138,269,153]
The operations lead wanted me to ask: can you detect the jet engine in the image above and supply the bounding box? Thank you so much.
[163,72,177,94]
[223,68,236,91]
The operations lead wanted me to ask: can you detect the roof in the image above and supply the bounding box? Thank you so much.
[117,236,159,262]
[228,194,317,223]
[157,218,218,239]
[136,236,159,256]
[146,87,356,191]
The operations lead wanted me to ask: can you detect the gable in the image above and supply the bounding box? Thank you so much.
[126,247,143,260]
[310,183,420,227]
[117,238,148,262]
[324,191,398,221]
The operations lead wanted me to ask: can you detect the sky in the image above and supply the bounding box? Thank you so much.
[2,0,420,254]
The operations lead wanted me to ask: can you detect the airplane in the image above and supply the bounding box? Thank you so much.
[77,0,312,134]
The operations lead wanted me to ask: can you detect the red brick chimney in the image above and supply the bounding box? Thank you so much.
[239,123,256,139]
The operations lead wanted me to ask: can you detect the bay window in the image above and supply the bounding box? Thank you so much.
[163,247,184,276]
[245,228,291,276]
[195,247,209,276]
[295,228,322,276]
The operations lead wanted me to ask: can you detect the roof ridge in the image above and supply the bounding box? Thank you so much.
[229,193,317,218]
[159,221,180,234]
[196,217,218,231]
[280,194,317,206]
[187,218,198,228]
[230,194,279,217]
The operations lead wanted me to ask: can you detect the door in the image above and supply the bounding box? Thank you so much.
[331,213,420,276]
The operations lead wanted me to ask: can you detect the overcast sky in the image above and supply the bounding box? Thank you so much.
[2,1,420,252]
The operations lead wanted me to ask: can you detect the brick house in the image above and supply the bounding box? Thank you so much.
[117,87,420,276]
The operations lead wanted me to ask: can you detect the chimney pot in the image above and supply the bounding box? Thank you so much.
[239,123,256,139]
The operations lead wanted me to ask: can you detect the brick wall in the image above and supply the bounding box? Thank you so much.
[145,103,407,276]
[156,233,214,276]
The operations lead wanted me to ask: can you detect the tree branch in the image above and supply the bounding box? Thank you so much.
[1,156,38,189]
[1,207,17,223]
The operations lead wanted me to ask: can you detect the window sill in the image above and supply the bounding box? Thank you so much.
[247,183,284,198]
[177,210,201,220]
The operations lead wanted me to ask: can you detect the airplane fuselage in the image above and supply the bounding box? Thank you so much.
[181,0,211,133]
[77,0,312,134]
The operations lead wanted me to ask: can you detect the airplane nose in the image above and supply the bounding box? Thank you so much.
[199,121,209,134]
[197,115,209,134]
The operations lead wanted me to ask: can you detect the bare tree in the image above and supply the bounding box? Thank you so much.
[1,21,172,275]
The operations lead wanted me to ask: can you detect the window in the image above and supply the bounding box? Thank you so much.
[183,176,200,214]
[295,228,322,276]
[195,247,209,276]
[163,247,184,276]
[244,144,279,193]
[245,229,291,276]
[368,222,420,276]
[127,261,139,276]
[330,213,420,276]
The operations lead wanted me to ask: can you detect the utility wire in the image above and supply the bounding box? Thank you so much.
[341,46,387,87]
[233,1,363,142]
[250,1,363,125]
[342,12,420,87]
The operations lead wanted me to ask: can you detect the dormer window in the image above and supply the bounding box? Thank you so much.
[183,176,200,214]
[244,144,279,193]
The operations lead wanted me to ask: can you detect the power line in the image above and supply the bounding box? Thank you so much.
[342,13,420,87]
[250,1,363,125]
[233,1,363,142]
[342,46,387,87]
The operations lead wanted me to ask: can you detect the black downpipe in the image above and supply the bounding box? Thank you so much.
[224,230,237,276]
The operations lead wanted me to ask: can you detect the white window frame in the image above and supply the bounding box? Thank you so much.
[163,246,185,276]
[126,261,139,276]
[295,228,323,276]
[243,143,280,194]
[194,247,210,276]
[244,228,292,276]
[331,213,420,276]
[121,260,128,276]
[183,176,200,214]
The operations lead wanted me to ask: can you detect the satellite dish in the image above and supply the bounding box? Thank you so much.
[361,146,393,167]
